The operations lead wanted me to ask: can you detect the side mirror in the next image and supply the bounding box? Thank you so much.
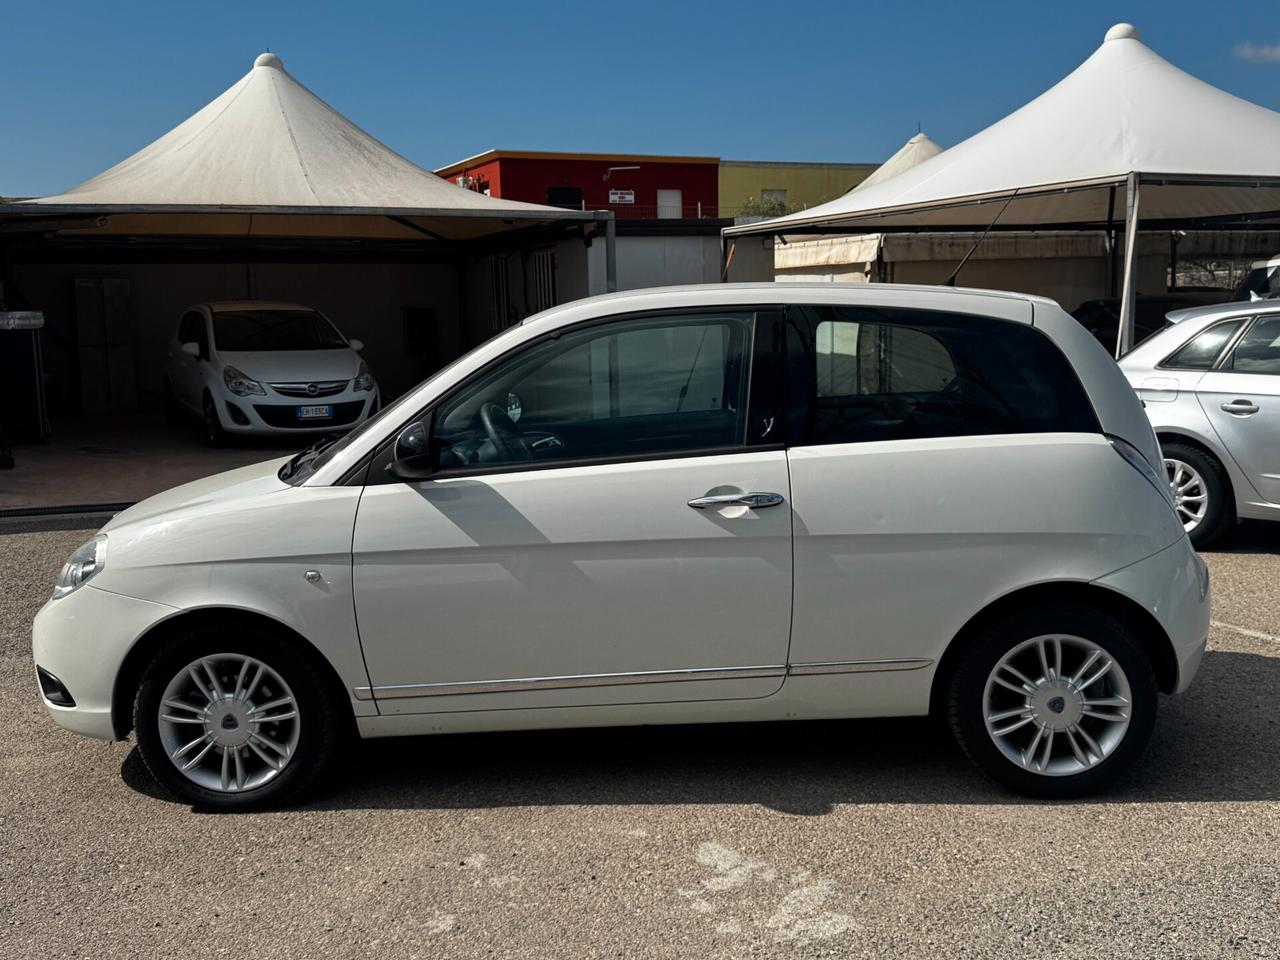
[348,338,364,352]
[385,452,435,482]
[385,417,434,481]
[180,341,201,358]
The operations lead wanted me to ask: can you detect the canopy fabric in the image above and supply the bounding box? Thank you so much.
[849,133,942,193]
[727,23,1280,237]
[5,53,596,241]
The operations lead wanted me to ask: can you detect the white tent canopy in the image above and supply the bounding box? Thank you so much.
[849,132,942,194]
[4,53,602,243]
[728,23,1280,235]
[727,22,1280,352]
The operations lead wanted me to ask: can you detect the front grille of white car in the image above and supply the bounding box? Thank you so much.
[269,380,349,398]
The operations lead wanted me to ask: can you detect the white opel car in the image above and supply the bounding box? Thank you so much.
[1120,301,1280,548]
[163,301,378,445]
[35,284,1208,808]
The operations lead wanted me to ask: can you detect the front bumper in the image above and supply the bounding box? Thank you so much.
[1093,534,1210,695]
[215,387,377,436]
[31,585,177,741]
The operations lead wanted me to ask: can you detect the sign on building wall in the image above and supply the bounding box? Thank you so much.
[608,189,635,204]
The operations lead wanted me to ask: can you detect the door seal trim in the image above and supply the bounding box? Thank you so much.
[352,658,933,701]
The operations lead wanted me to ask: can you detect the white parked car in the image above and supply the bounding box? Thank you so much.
[163,301,378,445]
[35,284,1208,808]
[1120,300,1280,547]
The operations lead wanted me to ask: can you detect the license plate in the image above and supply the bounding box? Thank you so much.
[296,405,332,419]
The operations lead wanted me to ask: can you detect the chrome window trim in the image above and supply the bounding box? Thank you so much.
[352,658,934,701]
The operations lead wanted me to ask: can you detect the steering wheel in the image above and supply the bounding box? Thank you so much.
[480,402,534,461]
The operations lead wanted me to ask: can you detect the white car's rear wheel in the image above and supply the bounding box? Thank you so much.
[947,603,1157,798]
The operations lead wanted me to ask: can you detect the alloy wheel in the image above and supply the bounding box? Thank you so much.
[156,654,301,794]
[982,634,1133,777]
[1165,457,1208,532]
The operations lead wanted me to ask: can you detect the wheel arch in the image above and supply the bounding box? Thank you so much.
[111,606,353,740]
[928,580,1180,718]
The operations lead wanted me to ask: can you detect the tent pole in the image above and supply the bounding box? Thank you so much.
[1104,186,1117,298]
[1116,172,1140,358]
[605,213,618,293]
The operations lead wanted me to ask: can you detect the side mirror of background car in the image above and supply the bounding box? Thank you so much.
[348,338,364,352]
[180,341,201,358]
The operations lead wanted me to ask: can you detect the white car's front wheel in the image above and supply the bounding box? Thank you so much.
[133,622,343,808]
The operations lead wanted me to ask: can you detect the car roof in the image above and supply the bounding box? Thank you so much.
[1164,299,1280,324]
[518,282,1053,336]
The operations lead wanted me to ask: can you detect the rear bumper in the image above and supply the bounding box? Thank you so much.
[1093,534,1210,695]
[32,585,177,741]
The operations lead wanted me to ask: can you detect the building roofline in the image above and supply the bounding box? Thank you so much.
[719,159,879,170]
[434,149,721,177]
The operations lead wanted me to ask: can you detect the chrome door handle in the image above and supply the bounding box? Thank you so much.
[1221,399,1260,415]
[688,492,785,509]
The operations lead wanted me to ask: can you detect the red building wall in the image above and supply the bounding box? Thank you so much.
[437,153,719,220]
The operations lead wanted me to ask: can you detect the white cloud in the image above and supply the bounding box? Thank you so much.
[1235,41,1280,63]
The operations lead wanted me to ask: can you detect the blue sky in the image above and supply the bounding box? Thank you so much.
[2,0,1278,197]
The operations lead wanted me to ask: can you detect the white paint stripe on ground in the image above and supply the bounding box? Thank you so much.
[1211,619,1280,645]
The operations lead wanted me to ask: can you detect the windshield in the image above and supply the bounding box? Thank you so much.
[212,309,348,351]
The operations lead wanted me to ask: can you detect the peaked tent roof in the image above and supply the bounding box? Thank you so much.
[849,132,942,193]
[3,53,601,242]
[728,23,1280,237]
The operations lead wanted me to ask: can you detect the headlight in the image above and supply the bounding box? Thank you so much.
[52,535,107,599]
[223,365,266,397]
[353,360,375,392]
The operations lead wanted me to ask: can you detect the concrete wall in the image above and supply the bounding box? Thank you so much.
[719,161,876,217]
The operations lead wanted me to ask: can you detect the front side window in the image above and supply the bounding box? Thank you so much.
[431,313,753,470]
[1162,318,1248,370]
[211,309,347,352]
[1224,316,1280,373]
[793,306,1099,445]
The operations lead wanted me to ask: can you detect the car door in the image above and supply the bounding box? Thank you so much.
[1197,313,1280,503]
[351,308,793,714]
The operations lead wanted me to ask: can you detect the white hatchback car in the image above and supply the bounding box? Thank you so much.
[35,284,1208,808]
[163,301,378,445]
[1120,301,1280,547]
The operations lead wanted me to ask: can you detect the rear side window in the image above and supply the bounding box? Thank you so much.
[791,305,1100,445]
[1224,316,1280,374]
[1162,318,1247,369]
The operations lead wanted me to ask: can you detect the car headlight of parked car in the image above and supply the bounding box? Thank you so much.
[52,535,107,599]
[353,361,375,392]
[223,365,266,397]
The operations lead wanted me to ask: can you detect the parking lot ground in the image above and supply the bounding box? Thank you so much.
[2,524,1279,959]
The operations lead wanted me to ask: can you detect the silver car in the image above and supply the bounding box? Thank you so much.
[1120,301,1280,547]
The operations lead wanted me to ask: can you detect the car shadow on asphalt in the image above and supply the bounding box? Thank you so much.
[120,649,1280,814]
[1208,520,1280,555]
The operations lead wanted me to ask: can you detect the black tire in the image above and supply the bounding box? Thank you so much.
[133,622,344,809]
[1162,440,1233,549]
[947,603,1157,799]
[202,392,227,448]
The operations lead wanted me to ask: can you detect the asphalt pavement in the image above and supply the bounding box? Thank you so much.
[2,523,1279,959]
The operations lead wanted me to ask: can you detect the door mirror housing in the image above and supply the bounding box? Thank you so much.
[385,452,436,482]
[348,338,364,352]
[180,341,201,358]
